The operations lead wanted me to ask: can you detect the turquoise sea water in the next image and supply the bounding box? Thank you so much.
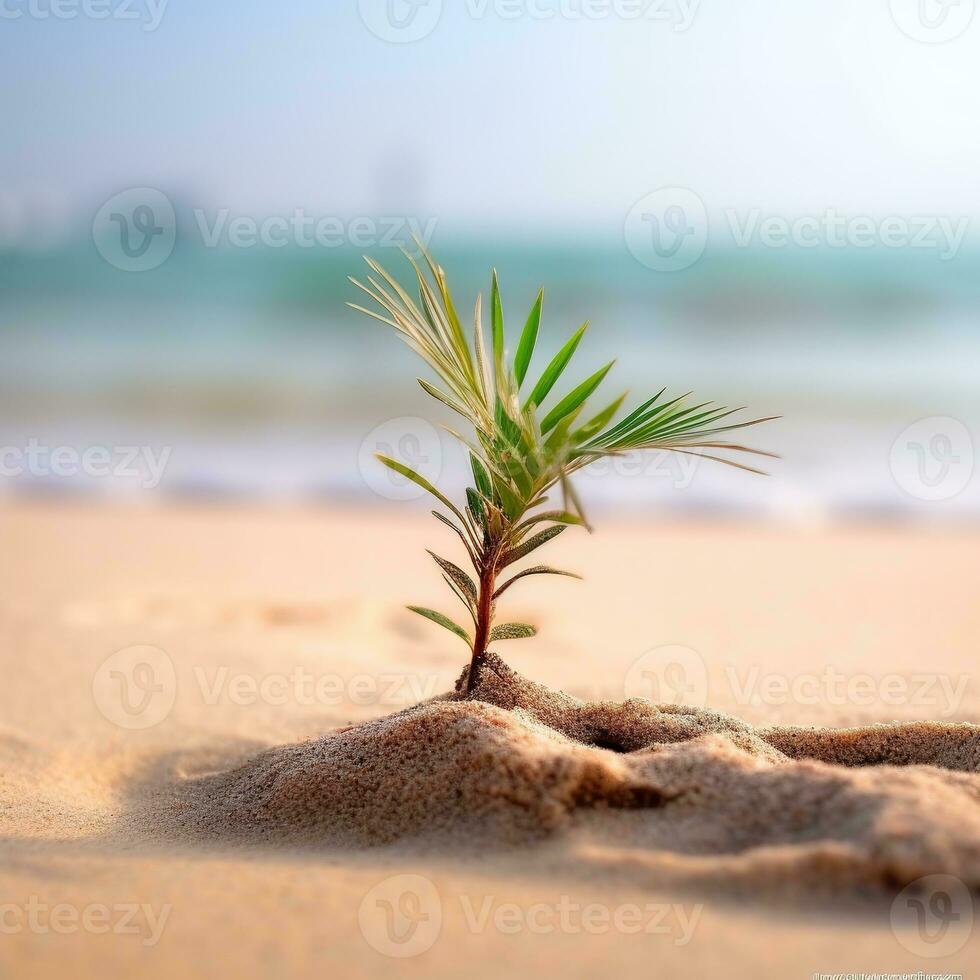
[1,238,978,519]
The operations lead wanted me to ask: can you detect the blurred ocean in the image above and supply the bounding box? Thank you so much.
[2,235,978,521]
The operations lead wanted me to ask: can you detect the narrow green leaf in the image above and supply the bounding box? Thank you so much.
[559,468,591,531]
[491,472,524,520]
[493,566,582,599]
[489,623,537,641]
[442,575,477,623]
[472,292,491,403]
[427,551,477,602]
[465,488,487,531]
[632,405,744,446]
[527,323,588,407]
[470,453,492,498]
[543,403,586,456]
[541,361,615,435]
[375,454,467,527]
[418,282,439,331]
[571,391,627,445]
[670,448,771,476]
[490,269,504,378]
[495,397,524,453]
[500,524,567,567]
[346,301,399,330]
[430,511,478,566]
[417,250,474,381]
[456,427,531,509]
[407,606,471,645]
[627,401,715,442]
[588,391,689,450]
[495,443,534,501]
[514,289,543,387]
[514,510,584,534]
[583,388,666,448]
[418,378,470,420]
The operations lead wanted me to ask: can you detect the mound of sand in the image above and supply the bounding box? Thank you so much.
[174,654,980,889]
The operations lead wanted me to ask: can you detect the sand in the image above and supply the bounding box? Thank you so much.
[1,501,979,978]
[170,653,980,892]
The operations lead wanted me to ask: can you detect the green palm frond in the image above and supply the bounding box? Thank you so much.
[350,249,777,693]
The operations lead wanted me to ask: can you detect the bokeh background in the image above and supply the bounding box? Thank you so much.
[2,0,978,519]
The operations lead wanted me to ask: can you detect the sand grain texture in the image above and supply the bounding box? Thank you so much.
[174,654,980,893]
[3,504,979,979]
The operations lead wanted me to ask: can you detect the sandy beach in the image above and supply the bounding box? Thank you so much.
[7,2,980,978]
[1,500,978,978]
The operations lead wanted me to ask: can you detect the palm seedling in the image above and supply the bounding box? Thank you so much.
[350,251,776,695]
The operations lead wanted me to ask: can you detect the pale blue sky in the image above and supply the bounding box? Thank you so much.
[3,0,980,232]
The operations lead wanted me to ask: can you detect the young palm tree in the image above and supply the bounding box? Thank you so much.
[350,251,776,694]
